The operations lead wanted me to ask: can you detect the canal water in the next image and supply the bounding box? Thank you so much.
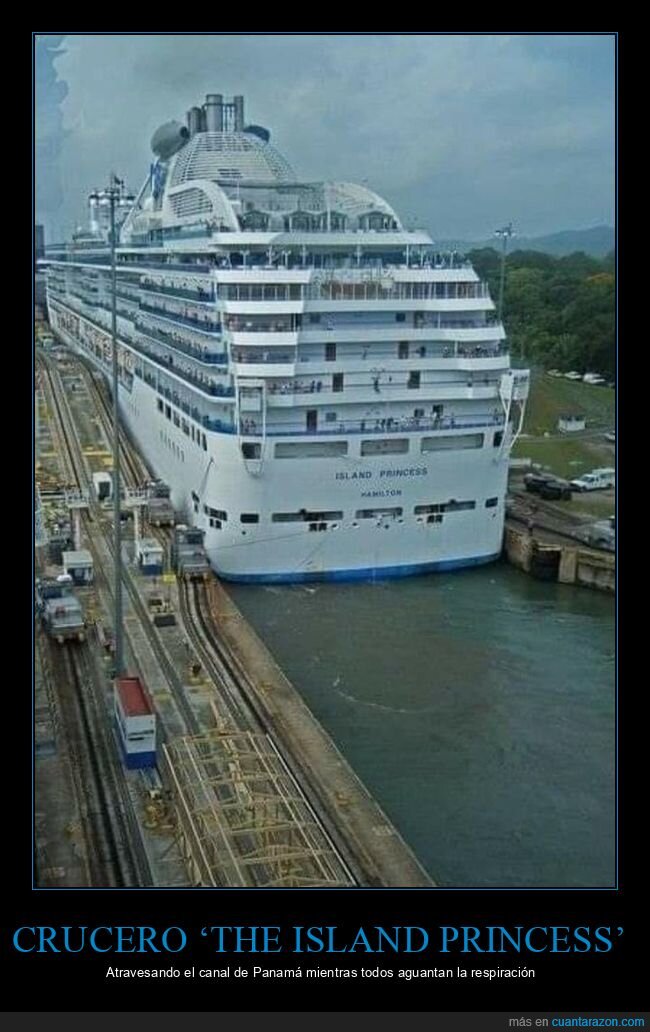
[229,560,615,888]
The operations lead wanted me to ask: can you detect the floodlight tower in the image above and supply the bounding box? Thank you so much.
[495,223,514,324]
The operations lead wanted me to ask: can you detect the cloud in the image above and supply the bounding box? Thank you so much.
[36,33,615,239]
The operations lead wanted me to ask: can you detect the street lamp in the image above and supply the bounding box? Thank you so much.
[494,223,514,324]
[107,173,124,676]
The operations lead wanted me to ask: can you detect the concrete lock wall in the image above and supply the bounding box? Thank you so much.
[503,526,614,594]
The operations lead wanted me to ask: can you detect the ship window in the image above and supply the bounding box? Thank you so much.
[396,313,406,323]
[309,313,321,324]
[485,497,499,508]
[421,434,484,452]
[325,412,337,423]
[272,510,343,523]
[355,507,403,519]
[414,409,425,419]
[493,431,504,447]
[414,504,444,515]
[165,404,171,419]
[204,506,227,520]
[416,500,475,514]
[202,434,207,451]
[173,412,180,427]
[361,438,409,456]
[274,441,348,458]
[240,513,259,524]
[157,398,163,412]
[242,442,261,459]
[332,373,344,392]
[407,371,421,389]
[445,500,476,512]
[398,341,409,359]
[272,512,305,523]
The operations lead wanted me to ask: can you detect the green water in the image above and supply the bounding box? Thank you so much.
[229,560,615,888]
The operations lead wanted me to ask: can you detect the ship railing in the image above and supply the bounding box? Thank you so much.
[231,350,296,364]
[239,414,505,437]
[225,319,299,333]
[136,322,228,365]
[138,302,221,335]
[133,340,235,397]
[140,281,215,303]
[266,376,500,396]
[302,281,490,301]
[119,259,214,274]
[296,343,509,361]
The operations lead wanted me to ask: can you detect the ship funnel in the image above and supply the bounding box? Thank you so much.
[205,93,223,131]
[234,95,245,131]
[187,106,203,136]
[150,120,190,159]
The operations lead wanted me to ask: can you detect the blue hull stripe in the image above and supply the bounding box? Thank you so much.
[218,551,501,585]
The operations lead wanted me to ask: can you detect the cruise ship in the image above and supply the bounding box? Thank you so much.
[44,92,530,582]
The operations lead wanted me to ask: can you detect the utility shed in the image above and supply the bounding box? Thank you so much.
[136,537,164,575]
[62,549,94,585]
[558,414,586,433]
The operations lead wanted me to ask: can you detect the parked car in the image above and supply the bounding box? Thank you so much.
[524,472,572,499]
[523,472,554,494]
[571,468,615,492]
[538,477,573,501]
[604,431,615,443]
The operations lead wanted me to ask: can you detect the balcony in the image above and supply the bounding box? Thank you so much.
[265,378,500,406]
[239,413,505,438]
[303,281,490,302]
[296,342,509,372]
[131,338,234,398]
[139,301,221,335]
[297,325,505,345]
[136,321,227,365]
[141,281,215,303]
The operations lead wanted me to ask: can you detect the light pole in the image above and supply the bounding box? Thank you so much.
[495,223,514,324]
[108,174,124,676]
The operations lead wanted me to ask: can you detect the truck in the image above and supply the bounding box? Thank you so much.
[170,526,210,579]
[38,577,86,643]
[146,480,175,527]
[570,468,615,492]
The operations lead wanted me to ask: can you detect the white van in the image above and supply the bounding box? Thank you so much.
[570,468,615,492]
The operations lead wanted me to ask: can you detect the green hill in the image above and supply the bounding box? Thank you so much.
[439,226,614,258]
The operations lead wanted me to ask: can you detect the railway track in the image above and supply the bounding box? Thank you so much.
[178,579,357,885]
[37,353,154,886]
[48,642,145,886]
[39,345,358,886]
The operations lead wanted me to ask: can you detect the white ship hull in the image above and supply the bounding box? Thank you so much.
[49,307,508,583]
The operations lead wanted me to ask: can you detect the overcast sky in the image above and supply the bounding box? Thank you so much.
[35,33,615,243]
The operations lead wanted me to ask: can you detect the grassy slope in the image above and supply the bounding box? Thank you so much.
[521,371,615,435]
[511,371,616,480]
